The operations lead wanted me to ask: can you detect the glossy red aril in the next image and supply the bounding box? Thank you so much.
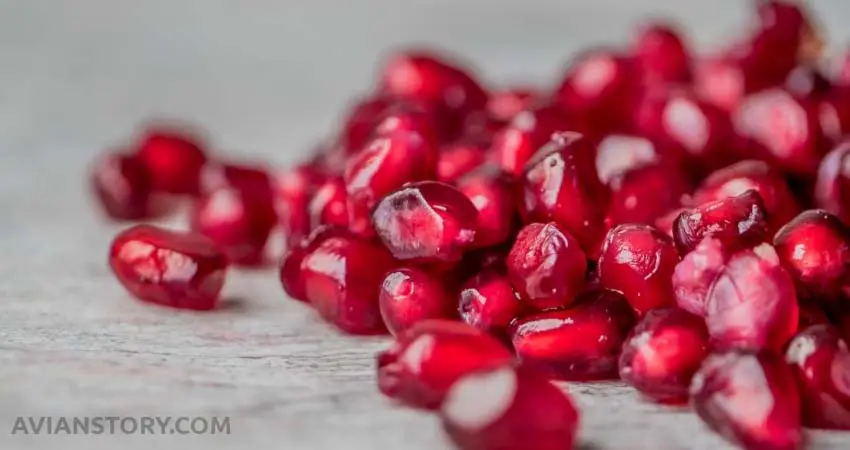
[273,164,320,246]
[607,161,690,227]
[694,160,800,232]
[485,88,539,123]
[109,225,228,310]
[506,222,587,311]
[598,224,679,316]
[785,325,850,430]
[136,127,208,195]
[440,365,579,450]
[279,226,349,303]
[457,168,517,248]
[520,132,608,252]
[379,267,455,336]
[774,210,850,302]
[377,320,513,409]
[632,22,690,86]
[458,270,521,335]
[90,152,158,220]
[554,49,637,131]
[673,237,727,317]
[733,88,825,176]
[308,176,349,229]
[815,142,850,223]
[378,51,487,142]
[594,134,663,186]
[490,104,574,177]
[372,181,478,264]
[693,56,756,113]
[339,95,394,153]
[706,243,799,351]
[510,289,636,380]
[301,232,396,334]
[437,140,487,183]
[618,308,710,404]
[191,165,277,266]
[690,351,803,450]
[673,189,769,255]
[345,128,438,235]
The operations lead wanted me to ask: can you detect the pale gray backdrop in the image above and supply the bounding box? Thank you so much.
[1,1,850,449]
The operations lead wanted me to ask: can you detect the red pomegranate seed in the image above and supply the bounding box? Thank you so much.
[520,132,608,253]
[785,324,850,430]
[815,141,850,224]
[109,224,228,310]
[690,351,803,450]
[136,127,208,195]
[694,160,801,232]
[598,224,679,316]
[191,165,277,266]
[279,226,350,303]
[90,152,158,220]
[345,128,438,235]
[273,164,321,246]
[377,320,513,409]
[693,56,754,113]
[633,89,734,172]
[339,95,394,154]
[632,22,691,86]
[732,88,825,176]
[440,365,579,450]
[437,140,487,183]
[774,210,850,302]
[301,232,396,334]
[673,189,769,255]
[510,289,636,380]
[594,134,664,185]
[485,88,540,123]
[458,270,521,335]
[379,267,455,336]
[554,50,638,132]
[457,168,517,248]
[606,161,691,227]
[372,181,478,264]
[618,308,710,404]
[506,222,587,311]
[378,51,487,142]
[372,102,441,147]
[490,104,576,177]
[672,237,727,317]
[706,243,799,351]
[308,176,349,230]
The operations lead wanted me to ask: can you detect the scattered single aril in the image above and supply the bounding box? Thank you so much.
[136,126,208,195]
[90,152,159,221]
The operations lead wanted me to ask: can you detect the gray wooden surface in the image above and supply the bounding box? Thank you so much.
[3,1,850,449]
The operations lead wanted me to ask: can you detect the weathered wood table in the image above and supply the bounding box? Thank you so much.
[2,1,850,448]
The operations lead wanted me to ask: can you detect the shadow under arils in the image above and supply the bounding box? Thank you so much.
[215,296,251,313]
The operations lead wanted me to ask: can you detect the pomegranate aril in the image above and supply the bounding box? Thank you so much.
[694,159,801,232]
[90,152,158,221]
[732,88,826,176]
[345,128,438,235]
[136,127,208,195]
[554,49,638,132]
[673,237,727,317]
[815,141,850,224]
[510,289,636,380]
[594,134,664,185]
[520,132,608,253]
[457,168,517,248]
[485,88,540,123]
[619,308,709,404]
[598,224,679,316]
[506,222,587,311]
[785,324,850,430]
[458,270,520,336]
[339,95,394,154]
[440,365,579,450]
[690,351,803,450]
[301,232,395,334]
[379,267,455,336]
[279,225,351,303]
[377,320,513,409]
[308,176,349,229]
[632,21,691,87]
[673,189,770,255]
[706,243,799,351]
[774,209,850,302]
[273,164,321,246]
[437,139,487,183]
[490,104,576,177]
[372,181,478,264]
[109,225,227,310]
[606,161,690,227]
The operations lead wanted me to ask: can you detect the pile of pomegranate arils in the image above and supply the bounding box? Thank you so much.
[90,2,850,449]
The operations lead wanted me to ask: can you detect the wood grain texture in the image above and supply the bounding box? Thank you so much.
[2,1,850,448]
